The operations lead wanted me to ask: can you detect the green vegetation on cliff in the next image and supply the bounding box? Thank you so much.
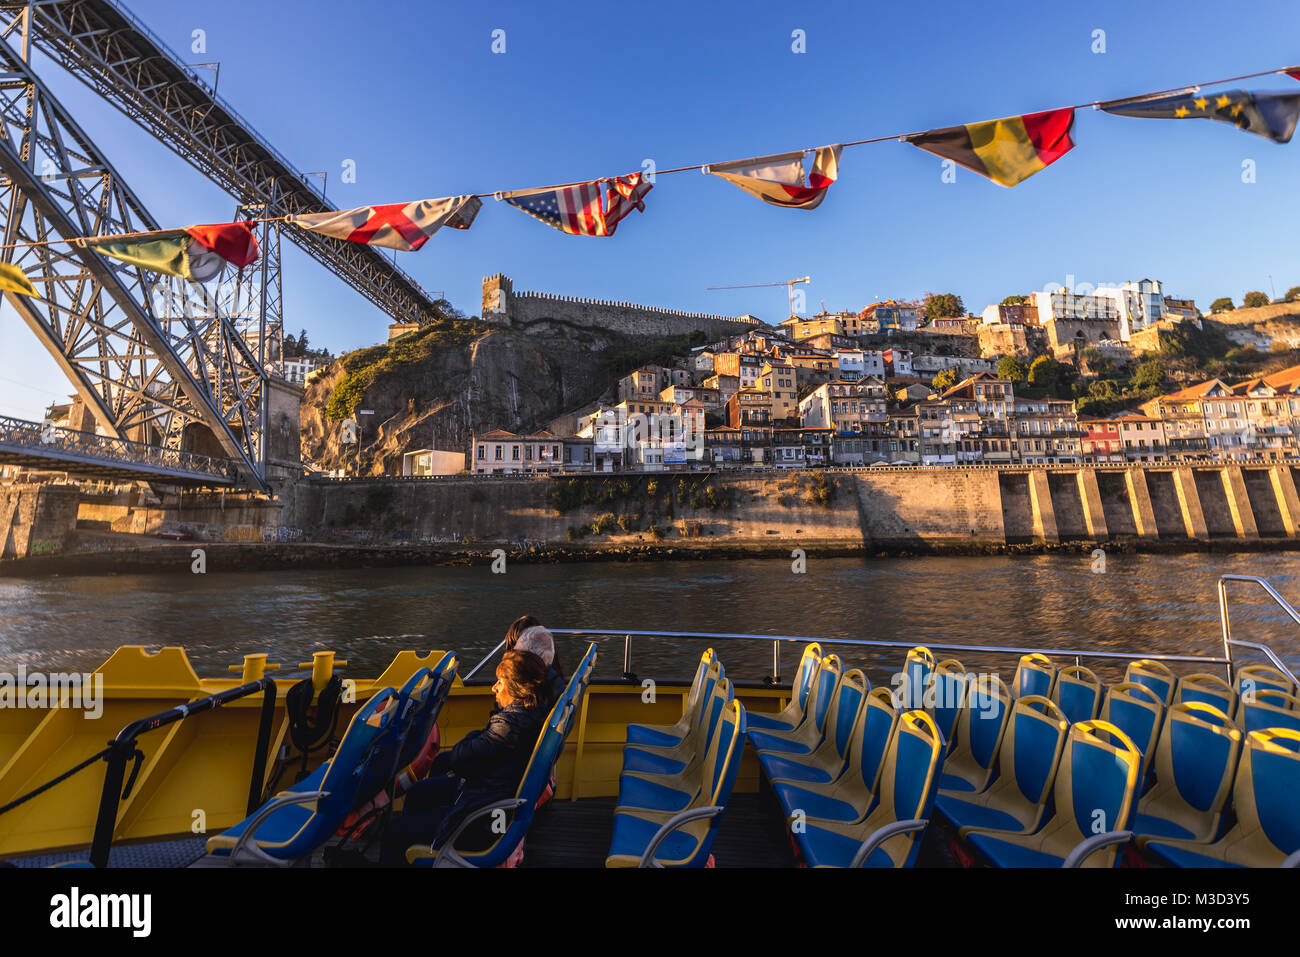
[325,317,482,419]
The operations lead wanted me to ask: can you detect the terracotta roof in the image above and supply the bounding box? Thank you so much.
[477,429,518,440]
[1163,378,1231,400]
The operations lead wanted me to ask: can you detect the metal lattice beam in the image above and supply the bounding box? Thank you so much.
[5,0,444,326]
[0,26,268,489]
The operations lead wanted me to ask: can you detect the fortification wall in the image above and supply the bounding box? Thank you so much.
[482,273,759,342]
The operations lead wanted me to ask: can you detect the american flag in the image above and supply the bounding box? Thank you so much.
[501,173,651,237]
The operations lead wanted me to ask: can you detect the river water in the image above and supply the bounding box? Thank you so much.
[2,552,1299,687]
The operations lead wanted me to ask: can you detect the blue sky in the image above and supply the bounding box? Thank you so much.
[3,0,1300,420]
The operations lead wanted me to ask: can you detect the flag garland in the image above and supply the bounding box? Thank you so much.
[1,62,1299,286]
[289,195,481,250]
[1102,90,1300,143]
[905,109,1075,187]
[82,221,260,282]
[708,145,842,208]
[500,173,652,236]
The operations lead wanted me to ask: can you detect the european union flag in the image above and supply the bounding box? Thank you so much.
[1103,89,1300,143]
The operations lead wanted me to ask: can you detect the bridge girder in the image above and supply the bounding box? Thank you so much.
[0,24,270,489]
[5,0,444,326]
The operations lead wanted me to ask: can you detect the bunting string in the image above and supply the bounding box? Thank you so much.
[0,61,1295,287]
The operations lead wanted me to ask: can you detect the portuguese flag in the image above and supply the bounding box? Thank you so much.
[87,221,260,282]
[906,108,1076,187]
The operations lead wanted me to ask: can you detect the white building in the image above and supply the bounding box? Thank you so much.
[282,356,326,385]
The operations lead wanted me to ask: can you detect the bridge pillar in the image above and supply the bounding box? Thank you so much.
[1269,465,1300,537]
[1027,470,1059,544]
[1173,467,1209,540]
[1076,469,1108,541]
[1220,465,1259,539]
[1125,468,1159,539]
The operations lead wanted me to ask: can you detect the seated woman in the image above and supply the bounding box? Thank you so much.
[512,625,567,711]
[380,649,550,866]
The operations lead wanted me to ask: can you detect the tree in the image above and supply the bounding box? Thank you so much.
[1027,355,1060,392]
[1243,290,1270,308]
[282,332,299,358]
[1286,286,1300,302]
[932,368,960,391]
[996,356,1028,383]
[1000,294,1028,306]
[1131,357,1167,393]
[1210,297,1235,313]
[1088,379,1120,400]
[923,292,965,319]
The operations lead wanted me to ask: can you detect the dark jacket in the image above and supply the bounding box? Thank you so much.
[429,701,544,832]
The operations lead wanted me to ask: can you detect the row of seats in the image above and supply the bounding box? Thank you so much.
[747,646,943,867]
[747,644,1300,868]
[407,642,598,867]
[208,652,460,863]
[912,647,1300,868]
[606,650,748,867]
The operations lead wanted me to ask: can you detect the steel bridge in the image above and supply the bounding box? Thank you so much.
[0,0,445,490]
[0,413,236,484]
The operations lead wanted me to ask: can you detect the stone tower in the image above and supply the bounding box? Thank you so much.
[482,273,513,324]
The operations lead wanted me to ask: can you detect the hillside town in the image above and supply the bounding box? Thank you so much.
[459,278,1300,475]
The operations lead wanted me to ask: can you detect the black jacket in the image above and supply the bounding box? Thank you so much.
[430,702,544,819]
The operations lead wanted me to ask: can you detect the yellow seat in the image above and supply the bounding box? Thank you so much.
[1174,673,1236,718]
[937,674,1012,795]
[761,669,869,787]
[1124,659,1177,708]
[749,655,843,757]
[1052,665,1103,723]
[1133,702,1242,847]
[1011,653,1057,699]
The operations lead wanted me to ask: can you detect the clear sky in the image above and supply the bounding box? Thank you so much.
[2,0,1300,421]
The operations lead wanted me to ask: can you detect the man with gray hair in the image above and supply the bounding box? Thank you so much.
[513,625,565,709]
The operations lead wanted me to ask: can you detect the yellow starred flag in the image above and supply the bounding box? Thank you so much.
[1104,89,1300,142]
[0,261,36,298]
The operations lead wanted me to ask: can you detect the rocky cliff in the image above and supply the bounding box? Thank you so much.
[300,316,696,475]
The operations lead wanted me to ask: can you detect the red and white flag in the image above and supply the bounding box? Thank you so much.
[289,195,481,251]
[708,145,842,209]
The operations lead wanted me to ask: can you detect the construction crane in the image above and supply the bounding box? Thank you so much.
[707,277,811,318]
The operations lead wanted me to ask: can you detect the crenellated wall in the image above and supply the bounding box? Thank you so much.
[482,273,760,341]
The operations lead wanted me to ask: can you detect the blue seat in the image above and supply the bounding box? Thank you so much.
[936,695,1068,837]
[747,654,842,756]
[1144,727,1300,868]
[771,687,898,825]
[1101,681,1164,785]
[1239,689,1300,735]
[617,678,734,812]
[606,697,747,867]
[1125,659,1176,708]
[1233,664,1298,705]
[745,643,823,733]
[620,657,724,776]
[406,642,598,867]
[625,648,717,749]
[760,669,868,786]
[1011,653,1057,700]
[1173,672,1235,719]
[207,687,402,863]
[964,719,1142,868]
[925,658,969,756]
[1052,665,1103,724]
[937,674,1011,795]
[793,710,944,868]
[894,646,936,712]
[1133,702,1241,846]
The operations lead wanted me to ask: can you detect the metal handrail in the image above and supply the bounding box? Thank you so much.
[459,628,1237,689]
[90,678,277,868]
[1217,575,1300,686]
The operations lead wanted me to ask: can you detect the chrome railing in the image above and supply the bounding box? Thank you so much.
[1217,574,1300,686]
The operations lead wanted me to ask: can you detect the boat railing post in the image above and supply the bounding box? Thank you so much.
[89,736,135,869]
[770,639,781,685]
[623,635,634,680]
[1218,577,1234,684]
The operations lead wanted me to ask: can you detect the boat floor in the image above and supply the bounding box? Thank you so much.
[7,786,963,868]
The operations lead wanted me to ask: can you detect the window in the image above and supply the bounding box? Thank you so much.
[511,446,520,460]
[478,445,485,459]
[495,445,503,461]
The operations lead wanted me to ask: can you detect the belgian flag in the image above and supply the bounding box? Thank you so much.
[1102,89,1300,143]
[906,108,1076,187]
